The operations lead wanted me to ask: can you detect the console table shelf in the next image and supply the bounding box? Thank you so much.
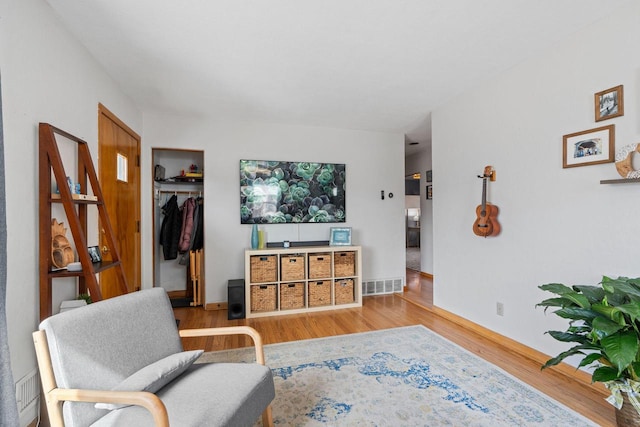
[244,245,362,318]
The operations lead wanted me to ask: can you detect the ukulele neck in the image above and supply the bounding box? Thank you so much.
[481,178,487,214]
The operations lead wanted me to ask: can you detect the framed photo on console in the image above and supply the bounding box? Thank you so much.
[330,227,352,246]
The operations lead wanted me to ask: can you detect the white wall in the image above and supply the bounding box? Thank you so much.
[405,150,433,273]
[141,114,407,303]
[432,2,640,359]
[0,1,141,420]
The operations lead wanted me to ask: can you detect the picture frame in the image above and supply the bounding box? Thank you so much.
[426,185,432,200]
[426,170,432,183]
[562,125,615,168]
[595,85,624,122]
[87,246,102,263]
[329,227,352,246]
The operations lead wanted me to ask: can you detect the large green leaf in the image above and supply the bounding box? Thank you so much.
[616,302,640,322]
[542,344,600,369]
[542,346,587,369]
[547,330,589,344]
[591,305,624,325]
[578,352,604,368]
[573,285,605,304]
[536,297,574,309]
[563,292,591,309]
[592,316,625,336]
[592,365,620,382]
[554,307,598,321]
[539,283,574,295]
[592,316,624,336]
[604,277,640,300]
[601,330,639,374]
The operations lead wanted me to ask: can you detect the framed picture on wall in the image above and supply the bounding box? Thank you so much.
[595,85,624,122]
[426,170,432,183]
[562,125,615,168]
[426,185,432,200]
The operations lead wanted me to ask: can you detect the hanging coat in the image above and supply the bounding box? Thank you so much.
[191,197,204,250]
[178,197,196,253]
[159,195,182,260]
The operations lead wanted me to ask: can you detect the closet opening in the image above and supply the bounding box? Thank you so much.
[152,148,205,308]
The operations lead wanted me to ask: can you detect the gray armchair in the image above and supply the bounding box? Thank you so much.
[33,288,274,426]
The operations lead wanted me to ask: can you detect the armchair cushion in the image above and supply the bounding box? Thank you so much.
[95,349,204,410]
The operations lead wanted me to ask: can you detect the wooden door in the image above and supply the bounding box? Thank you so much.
[98,104,141,297]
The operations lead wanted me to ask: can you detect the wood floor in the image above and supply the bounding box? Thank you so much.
[173,269,614,426]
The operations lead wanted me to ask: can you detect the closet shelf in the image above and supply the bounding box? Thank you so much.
[154,179,203,185]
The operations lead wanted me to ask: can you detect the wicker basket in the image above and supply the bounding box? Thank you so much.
[308,253,331,279]
[280,254,305,281]
[250,255,277,283]
[334,279,355,304]
[250,284,277,312]
[280,282,305,310]
[334,251,355,277]
[308,280,331,307]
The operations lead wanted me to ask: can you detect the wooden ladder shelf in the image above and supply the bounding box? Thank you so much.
[39,123,128,320]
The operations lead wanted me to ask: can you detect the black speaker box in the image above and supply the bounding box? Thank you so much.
[228,279,246,320]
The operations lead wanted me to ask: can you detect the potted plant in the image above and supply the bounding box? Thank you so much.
[537,276,640,426]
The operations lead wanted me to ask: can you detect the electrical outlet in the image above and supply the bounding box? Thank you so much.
[496,302,504,316]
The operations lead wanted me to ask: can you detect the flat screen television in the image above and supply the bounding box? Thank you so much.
[240,159,346,224]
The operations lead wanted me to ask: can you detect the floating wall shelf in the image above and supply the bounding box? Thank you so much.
[600,178,640,184]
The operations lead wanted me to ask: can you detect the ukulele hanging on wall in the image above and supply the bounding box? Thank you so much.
[473,165,500,237]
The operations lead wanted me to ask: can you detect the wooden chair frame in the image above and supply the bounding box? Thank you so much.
[33,325,273,427]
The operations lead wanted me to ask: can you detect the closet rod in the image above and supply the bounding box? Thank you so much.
[158,190,202,195]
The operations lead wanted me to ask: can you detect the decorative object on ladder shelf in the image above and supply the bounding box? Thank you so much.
[51,219,74,269]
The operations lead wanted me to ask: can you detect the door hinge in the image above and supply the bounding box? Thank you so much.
[137,155,140,167]
[137,220,140,233]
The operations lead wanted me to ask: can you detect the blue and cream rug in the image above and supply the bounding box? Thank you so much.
[198,325,595,426]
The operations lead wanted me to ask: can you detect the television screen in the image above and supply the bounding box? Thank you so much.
[240,159,346,224]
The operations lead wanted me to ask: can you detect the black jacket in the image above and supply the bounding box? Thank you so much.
[159,195,182,260]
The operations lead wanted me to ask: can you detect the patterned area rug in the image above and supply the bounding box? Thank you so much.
[197,325,595,426]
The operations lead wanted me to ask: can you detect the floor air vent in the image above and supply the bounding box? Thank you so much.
[16,368,39,415]
[362,277,403,296]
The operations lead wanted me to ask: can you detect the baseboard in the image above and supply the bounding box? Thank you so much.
[205,301,228,311]
[430,306,607,398]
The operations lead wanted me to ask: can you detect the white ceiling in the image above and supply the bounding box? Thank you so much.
[45,0,632,156]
